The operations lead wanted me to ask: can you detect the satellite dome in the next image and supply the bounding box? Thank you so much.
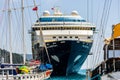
[43,11,50,16]
[71,11,79,16]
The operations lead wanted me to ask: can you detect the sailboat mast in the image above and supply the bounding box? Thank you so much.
[21,0,26,64]
[8,0,13,64]
[33,0,51,63]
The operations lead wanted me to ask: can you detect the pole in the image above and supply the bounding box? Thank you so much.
[33,0,51,63]
[8,0,13,64]
[21,0,26,64]
[112,25,115,71]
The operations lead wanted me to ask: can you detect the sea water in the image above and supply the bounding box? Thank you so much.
[48,69,86,80]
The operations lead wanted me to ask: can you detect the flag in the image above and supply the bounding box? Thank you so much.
[112,23,120,38]
[32,6,38,11]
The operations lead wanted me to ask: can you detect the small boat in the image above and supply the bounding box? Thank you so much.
[0,62,52,80]
[90,23,120,80]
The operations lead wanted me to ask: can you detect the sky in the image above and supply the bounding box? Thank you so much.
[0,0,120,68]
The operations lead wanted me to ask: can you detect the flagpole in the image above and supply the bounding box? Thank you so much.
[33,0,51,64]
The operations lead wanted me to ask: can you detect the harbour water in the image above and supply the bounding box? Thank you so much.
[48,74,86,80]
[48,69,86,80]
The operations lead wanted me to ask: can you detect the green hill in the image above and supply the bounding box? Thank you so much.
[0,49,23,64]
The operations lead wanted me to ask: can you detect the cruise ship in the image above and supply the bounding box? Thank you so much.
[31,9,96,76]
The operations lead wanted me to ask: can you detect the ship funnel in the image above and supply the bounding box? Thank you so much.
[43,11,50,16]
[71,11,79,16]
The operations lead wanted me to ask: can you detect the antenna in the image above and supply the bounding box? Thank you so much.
[53,6,62,16]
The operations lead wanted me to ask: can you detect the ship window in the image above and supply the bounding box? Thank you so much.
[88,28,90,30]
[83,27,84,30]
[58,27,60,30]
[68,27,70,30]
[14,77,16,79]
[36,27,39,30]
[75,36,78,38]
[18,77,21,79]
[27,76,29,78]
[52,27,53,30]
[43,27,46,30]
[88,36,91,39]
[73,20,76,22]
[70,36,72,38]
[56,27,58,30]
[53,27,55,30]
[76,27,78,30]
[44,27,46,30]
[59,36,62,38]
[89,28,91,30]
[48,27,50,30]
[23,76,25,79]
[61,27,63,30]
[37,75,39,78]
[39,27,94,30]
[88,27,90,30]
[53,36,56,38]
[75,27,77,30]
[72,27,74,30]
[91,27,95,31]
[64,36,67,38]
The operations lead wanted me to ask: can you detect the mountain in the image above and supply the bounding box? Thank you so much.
[0,48,23,63]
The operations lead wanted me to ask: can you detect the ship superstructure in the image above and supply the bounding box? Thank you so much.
[31,9,95,76]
